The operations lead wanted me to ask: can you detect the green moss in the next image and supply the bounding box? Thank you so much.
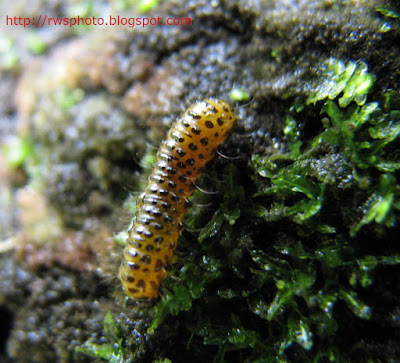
[306,58,375,107]
[55,86,85,110]
[252,153,326,223]
[27,34,47,55]
[271,45,283,59]
[137,0,159,13]
[246,58,400,358]
[76,312,126,362]
[65,0,96,34]
[351,173,397,235]
[229,88,251,102]
[2,136,33,169]
[0,35,19,71]
[376,4,400,19]
[254,59,400,234]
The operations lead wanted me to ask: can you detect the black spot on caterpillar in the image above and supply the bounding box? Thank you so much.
[119,99,236,299]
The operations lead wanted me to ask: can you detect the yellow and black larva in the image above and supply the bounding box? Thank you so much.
[118,99,236,299]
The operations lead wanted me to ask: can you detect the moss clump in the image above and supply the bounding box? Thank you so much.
[249,58,400,359]
[254,58,400,232]
[306,58,375,107]
[76,312,126,362]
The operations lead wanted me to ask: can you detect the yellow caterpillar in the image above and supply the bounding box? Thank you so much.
[118,99,236,299]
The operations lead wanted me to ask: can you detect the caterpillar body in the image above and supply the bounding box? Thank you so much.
[119,99,236,299]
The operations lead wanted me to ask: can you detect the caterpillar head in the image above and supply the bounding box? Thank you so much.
[189,99,236,142]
